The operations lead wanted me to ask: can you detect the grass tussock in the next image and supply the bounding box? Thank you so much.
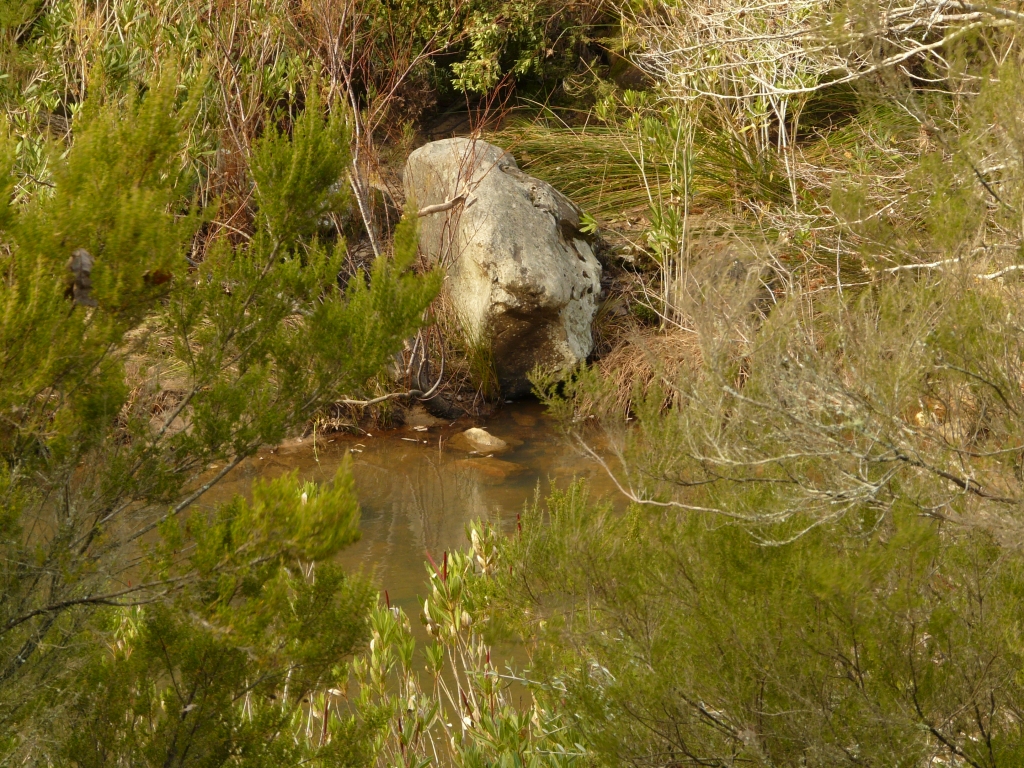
[596,326,703,416]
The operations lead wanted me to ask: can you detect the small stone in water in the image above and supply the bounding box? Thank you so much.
[449,427,508,453]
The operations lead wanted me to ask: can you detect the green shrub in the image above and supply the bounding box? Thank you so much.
[482,481,1024,767]
[0,73,438,761]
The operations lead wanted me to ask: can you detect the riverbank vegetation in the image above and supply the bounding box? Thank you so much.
[3,0,1024,765]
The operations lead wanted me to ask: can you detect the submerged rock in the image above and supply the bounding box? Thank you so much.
[404,138,601,396]
[510,411,538,427]
[404,404,449,428]
[451,457,526,482]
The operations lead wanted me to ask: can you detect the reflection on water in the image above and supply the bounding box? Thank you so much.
[199,402,616,618]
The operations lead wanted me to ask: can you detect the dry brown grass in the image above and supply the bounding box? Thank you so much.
[427,285,501,409]
[596,326,703,417]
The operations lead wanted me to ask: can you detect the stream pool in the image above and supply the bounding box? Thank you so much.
[198,401,618,621]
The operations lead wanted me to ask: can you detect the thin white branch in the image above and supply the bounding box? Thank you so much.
[417,194,468,217]
[976,264,1024,280]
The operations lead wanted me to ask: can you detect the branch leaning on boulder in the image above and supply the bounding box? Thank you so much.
[416,193,475,217]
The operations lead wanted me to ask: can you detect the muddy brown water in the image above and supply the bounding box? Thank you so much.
[199,402,618,622]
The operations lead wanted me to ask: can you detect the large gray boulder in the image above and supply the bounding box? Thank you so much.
[404,138,601,396]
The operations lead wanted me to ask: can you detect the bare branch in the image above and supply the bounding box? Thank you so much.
[417,194,470,217]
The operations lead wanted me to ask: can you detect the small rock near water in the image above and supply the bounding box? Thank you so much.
[448,427,509,453]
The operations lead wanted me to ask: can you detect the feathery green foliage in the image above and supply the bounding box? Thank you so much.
[63,467,375,767]
[4,0,1024,765]
[346,538,584,768]
[0,72,438,762]
[482,482,1024,767]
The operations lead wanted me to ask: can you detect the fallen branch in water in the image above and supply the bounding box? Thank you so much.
[338,389,428,407]
[339,333,446,407]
